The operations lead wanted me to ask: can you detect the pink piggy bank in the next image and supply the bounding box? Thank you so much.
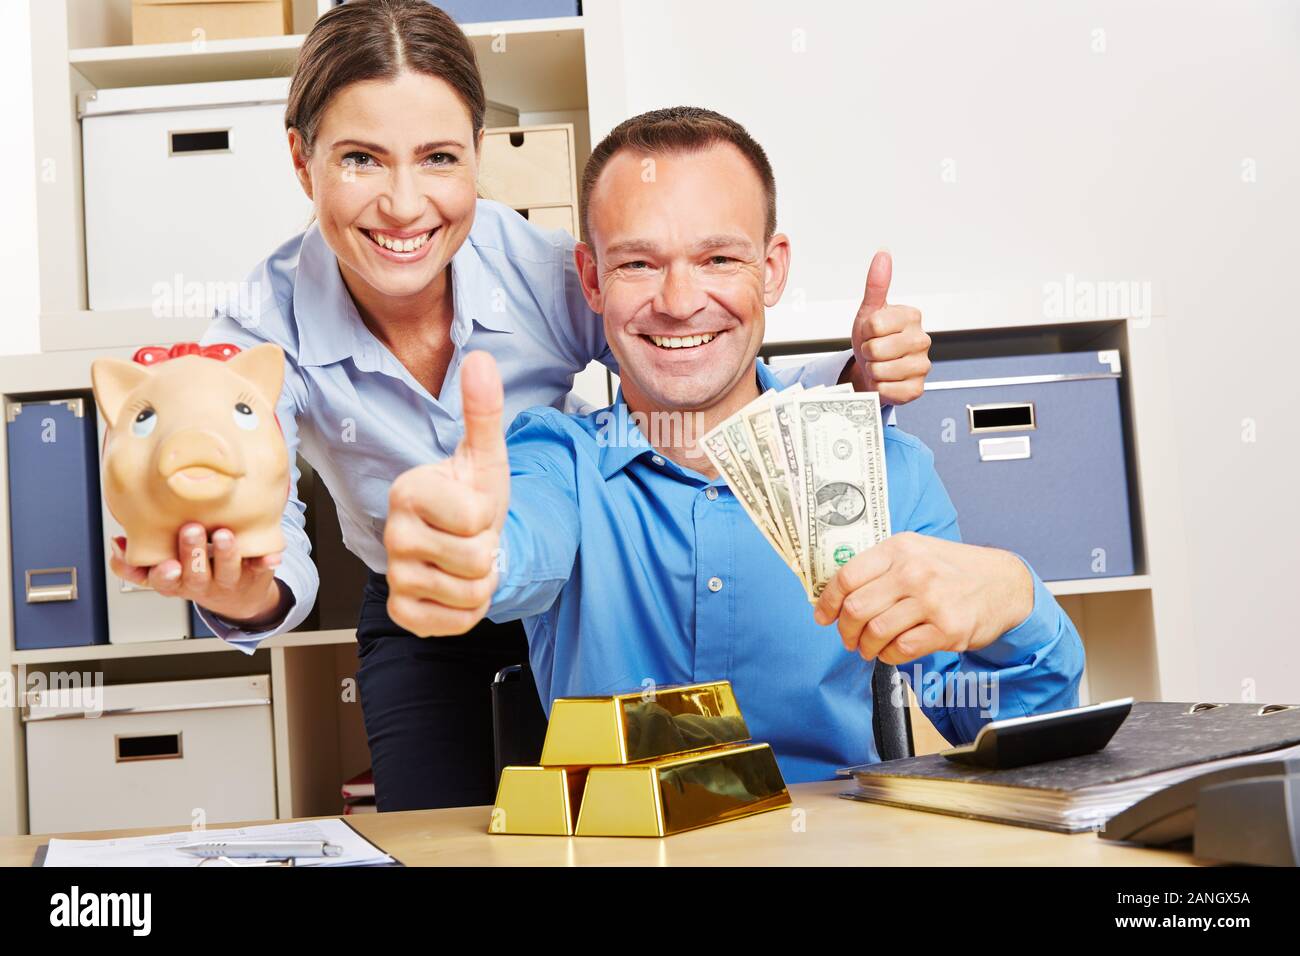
[91,342,290,567]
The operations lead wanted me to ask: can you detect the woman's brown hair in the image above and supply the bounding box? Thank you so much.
[286,0,486,152]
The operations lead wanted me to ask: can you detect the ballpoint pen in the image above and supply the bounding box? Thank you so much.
[177,840,343,859]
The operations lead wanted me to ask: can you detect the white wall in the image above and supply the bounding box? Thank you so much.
[0,0,42,356]
[584,0,1300,702]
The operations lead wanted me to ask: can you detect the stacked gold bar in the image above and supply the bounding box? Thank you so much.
[489,680,791,837]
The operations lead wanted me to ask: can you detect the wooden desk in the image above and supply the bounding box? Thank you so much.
[0,780,1198,867]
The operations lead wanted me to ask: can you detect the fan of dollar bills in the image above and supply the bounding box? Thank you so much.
[701,384,892,601]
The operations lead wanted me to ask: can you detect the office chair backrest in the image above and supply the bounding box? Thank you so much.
[491,664,549,785]
[871,662,915,761]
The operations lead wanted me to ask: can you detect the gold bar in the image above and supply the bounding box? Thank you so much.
[540,680,751,766]
[575,743,791,837]
[488,766,587,835]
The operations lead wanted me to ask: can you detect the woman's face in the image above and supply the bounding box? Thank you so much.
[291,71,480,305]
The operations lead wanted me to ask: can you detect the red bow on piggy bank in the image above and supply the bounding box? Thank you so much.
[132,342,242,365]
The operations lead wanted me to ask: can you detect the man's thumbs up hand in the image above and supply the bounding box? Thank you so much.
[862,247,893,313]
[385,352,509,637]
[850,250,932,406]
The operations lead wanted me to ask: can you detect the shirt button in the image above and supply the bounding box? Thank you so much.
[705,487,719,501]
[652,455,665,466]
[707,576,723,593]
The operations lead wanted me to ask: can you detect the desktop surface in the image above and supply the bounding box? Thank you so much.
[1,780,1200,867]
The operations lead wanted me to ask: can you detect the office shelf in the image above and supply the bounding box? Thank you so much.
[10,629,356,665]
[68,17,588,113]
[1047,575,1153,597]
[69,33,303,88]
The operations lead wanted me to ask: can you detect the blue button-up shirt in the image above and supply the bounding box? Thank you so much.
[198,200,854,649]
[490,361,1085,782]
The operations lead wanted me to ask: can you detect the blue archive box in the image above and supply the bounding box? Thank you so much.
[6,397,110,649]
[402,2,581,23]
[892,350,1136,581]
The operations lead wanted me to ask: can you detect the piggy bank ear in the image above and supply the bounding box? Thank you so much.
[91,358,150,428]
[226,343,286,408]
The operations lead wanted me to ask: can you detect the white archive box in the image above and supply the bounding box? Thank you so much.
[24,675,277,834]
[80,77,311,312]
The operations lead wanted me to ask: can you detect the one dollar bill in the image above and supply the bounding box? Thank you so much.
[794,393,891,598]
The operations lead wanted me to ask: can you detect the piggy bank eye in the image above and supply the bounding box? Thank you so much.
[131,408,157,437]
[233,402,259,431]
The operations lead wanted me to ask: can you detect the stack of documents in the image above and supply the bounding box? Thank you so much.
[842,702,1300,832]
[847,742,1300,832]
[41,818,395,867]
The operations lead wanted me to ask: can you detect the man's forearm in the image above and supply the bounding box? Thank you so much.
[975,548,1036,651]
[486,531,570,624]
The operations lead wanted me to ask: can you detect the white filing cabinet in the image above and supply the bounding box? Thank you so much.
[80,77,311,312]
[24,675,277,833]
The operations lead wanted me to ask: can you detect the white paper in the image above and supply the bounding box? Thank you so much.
[42,818,394,868]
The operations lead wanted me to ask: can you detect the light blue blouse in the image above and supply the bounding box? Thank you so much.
[198,200,852,651]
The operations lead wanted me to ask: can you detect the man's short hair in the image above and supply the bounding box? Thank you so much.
[579,106,777,246]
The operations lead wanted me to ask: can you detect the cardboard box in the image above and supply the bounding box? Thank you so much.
[132,0,293,45]
[479,125,575,209]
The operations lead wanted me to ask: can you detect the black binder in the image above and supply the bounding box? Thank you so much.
[844,701,1300,832]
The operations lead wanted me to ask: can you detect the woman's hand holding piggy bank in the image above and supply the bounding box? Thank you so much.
[92,343,293,628]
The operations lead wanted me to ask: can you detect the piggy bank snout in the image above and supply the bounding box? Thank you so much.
[157,428,246,479]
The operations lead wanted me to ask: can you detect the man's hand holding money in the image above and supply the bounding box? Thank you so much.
[812,532,1035,666]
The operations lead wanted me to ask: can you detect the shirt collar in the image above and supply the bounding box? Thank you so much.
[292,219,513,368]
[292,224,361,368]
[449,230,514,335]
[597,360,784,480]
[594,401,659,479]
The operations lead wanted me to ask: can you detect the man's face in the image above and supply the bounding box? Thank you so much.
[577,143,790,413]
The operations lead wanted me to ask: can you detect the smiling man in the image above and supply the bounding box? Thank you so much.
[384,107,1084,782]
